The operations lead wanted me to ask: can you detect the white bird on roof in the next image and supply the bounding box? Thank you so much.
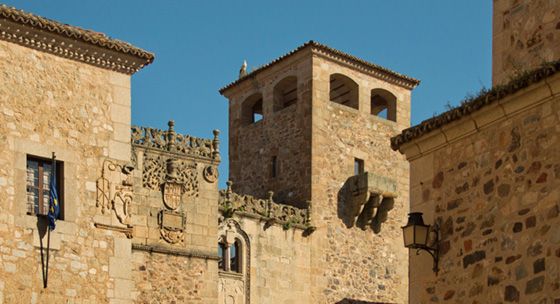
[239,60,247,79]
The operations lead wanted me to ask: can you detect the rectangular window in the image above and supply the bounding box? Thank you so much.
[26,155,63,218]
[271,156,278,178]
[218,242,227,271]
[354,158,364,175]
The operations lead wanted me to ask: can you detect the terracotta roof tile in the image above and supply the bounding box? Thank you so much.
[219,40,419,94]
[0,4,154,71]
[391,60,560,151]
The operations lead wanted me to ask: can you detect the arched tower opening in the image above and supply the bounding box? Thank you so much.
[370,88,397,122]
[329,73,359,110]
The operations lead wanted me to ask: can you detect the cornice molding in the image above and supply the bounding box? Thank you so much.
[0,5,154,74]
[397,76,559,160]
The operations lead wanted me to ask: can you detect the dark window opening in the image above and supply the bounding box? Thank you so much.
[371,89,397,122]
[271,156,278,178]
[241,93,264,125]
[330,74,359,110]
[354,158,364,175]
[252,100,263,123]
[273,76,298,111]
[230,240,241,273]
[218,241,227,271]
[26,155,63,218]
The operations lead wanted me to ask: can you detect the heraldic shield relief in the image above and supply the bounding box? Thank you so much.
[163,182,183,210]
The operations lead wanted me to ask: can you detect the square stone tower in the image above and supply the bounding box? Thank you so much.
[221,41,419,302]
[493,0,560,85]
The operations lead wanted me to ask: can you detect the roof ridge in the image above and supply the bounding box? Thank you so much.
[0,4,154,68]
[219,40,420,94]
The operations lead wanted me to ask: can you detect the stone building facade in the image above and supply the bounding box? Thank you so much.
[221,41,419,303]
[391,1,560,303]
[0,4,418,304]
[5,1,558,303]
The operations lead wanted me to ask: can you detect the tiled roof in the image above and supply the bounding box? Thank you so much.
[390,60,560,151]
[219,40,420,94]
[0,4,154,73]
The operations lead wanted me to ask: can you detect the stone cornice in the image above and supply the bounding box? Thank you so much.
[219,40,419,95]
[0,5,154,74]
[392,60,560,151]
[396,73,560,160]
[218,181,313,232]
[131,120,221,163]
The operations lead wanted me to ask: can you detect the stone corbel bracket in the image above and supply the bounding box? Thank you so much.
[342,172,397,233]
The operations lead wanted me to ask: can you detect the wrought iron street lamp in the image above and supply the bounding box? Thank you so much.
[402,212,440,274]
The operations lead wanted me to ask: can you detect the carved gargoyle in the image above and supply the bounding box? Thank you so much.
[340,172,397,233]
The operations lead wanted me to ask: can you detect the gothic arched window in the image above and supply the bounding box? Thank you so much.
[218,219,250,304]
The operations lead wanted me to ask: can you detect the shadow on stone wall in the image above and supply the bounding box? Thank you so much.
[337,173,395,233]
[337,178,356,229]
[335,298,394,304]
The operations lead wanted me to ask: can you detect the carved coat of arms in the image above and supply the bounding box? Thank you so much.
[163,182,182,210]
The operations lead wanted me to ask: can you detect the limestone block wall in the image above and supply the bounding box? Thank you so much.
[225,51,313,207]
[0,39,132,303]
[310,55,412,303]
[493,0,560,85]
[407,79,560,303]
[126,125,221,304]
[227,216,312,304]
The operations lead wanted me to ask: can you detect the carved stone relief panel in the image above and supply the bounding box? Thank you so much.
[158,210,186,244]
[141,153,197,245]
[219,277,244,304]
[95,160,135,237]
[203,165,219,183]
[142,153,199,199]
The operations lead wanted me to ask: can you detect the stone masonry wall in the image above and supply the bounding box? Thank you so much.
[0,39,132,303]
[126,124,221,304]
[226,51,313,207]
[493,0,560,85]
[408,82,560,303]
[228,215,312,304]
[310,55,412,303]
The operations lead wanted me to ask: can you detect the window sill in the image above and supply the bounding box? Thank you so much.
[19,214,76,233]
[219,270,244,280]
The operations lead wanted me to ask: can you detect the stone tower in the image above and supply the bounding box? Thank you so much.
[493,0,560,85]
[220,41,419,303]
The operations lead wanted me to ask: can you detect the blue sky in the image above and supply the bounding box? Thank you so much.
[5,1,492,187]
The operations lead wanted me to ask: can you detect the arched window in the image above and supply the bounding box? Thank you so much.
[273,76,298,111]
[329,74,359,110]
[370,88,397,122]
[218,219,250,303]
[241,93,263,125]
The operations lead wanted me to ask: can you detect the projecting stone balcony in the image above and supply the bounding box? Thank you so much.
[339,172,397,233]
